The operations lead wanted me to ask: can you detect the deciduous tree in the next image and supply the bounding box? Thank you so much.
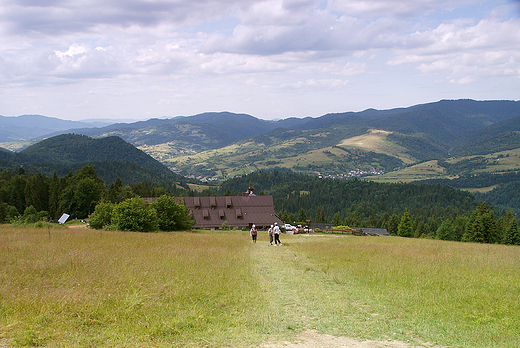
[111,197,158,232]
[152,195,194,231]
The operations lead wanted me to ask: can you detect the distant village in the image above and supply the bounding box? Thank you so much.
[317,167,385,179]
[190,167,385,183]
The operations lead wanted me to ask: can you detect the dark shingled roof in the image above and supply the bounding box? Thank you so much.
[182,195,283,230]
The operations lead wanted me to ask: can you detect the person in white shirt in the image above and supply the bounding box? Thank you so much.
[273,222,281,246]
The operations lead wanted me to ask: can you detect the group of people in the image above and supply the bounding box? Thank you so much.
[250,222,282,246]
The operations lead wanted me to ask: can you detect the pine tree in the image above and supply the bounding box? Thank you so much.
[332,212,342,226]
[320,207,326,223]
[315,207,326,223]
[386,214,400,235]
[504,217,520,245]
[414,221,427,238]
[48,171,61,221]
[397,210,413,237]
[297,208,307,224]
[436,220,455,240]
[462,202,498,244]
[108,177,125,203]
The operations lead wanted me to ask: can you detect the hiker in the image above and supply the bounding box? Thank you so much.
[250,224,258,243]
[268,225,274,245]
[273,222,281,246]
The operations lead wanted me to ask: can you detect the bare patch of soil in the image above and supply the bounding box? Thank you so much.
[260,330,443,348]
[67,224,88,229]
[0,338,13,347]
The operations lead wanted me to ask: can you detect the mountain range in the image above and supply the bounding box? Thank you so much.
[1,99,519,191]
[0,115,120,142]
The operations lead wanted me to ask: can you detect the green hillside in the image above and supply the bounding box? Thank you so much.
[162,126,450,179]
[21,134,166,170]
[2,99,520,197]
[215,171,484,234]
[0,134,182,185]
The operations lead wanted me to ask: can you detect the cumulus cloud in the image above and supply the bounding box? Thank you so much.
[0,0,519,120]
[388,16,520,82]
[0,0,250,35]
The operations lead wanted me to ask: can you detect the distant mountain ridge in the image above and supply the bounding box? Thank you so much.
[3,99,519,148]
[0,115,94,142]
[2,99,520,183]
[2,99,520,213]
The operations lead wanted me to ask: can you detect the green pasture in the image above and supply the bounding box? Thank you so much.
[447,149,520,174]
[0,141,34,152]
[369,160,447,183]
[1,226,519,347]
[157,129,432,179]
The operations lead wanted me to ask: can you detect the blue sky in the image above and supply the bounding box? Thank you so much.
[0,0,519,121]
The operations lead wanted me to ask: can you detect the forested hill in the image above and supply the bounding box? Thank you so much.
[21,134,165,170]
[0,134,183,185]
[215,171,519,244]
[215,171,480,233]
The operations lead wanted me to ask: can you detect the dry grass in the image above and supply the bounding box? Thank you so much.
[1,227,519,347]
[369,160,447,183]
[0,227,264,347]
[338,129,415,164]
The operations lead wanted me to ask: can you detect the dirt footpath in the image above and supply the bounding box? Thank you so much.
[260,329,442,348]
[252,236,445,348]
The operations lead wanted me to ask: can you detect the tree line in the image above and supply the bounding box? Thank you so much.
[1,166,518,244]
[216,171,520,245]
[0,165,191,230]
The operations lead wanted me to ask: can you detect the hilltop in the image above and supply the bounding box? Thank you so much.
[0,134,183,185]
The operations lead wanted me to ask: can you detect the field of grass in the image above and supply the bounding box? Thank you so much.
[1,226,519,347]
[368,160,447,183]
[0,141,35,152]
[337,129,416,165]
[446,149,520,174]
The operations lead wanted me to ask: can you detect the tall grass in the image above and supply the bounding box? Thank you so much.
[1,227,519,347]
[0,226,264,347]
[290,235,520,347]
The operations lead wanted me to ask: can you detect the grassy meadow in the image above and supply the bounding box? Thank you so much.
[1,226,519,347]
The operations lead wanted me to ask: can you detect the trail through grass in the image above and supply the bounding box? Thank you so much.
[250,235,418,345]
[251,234,520,348]
[1,227,519,347]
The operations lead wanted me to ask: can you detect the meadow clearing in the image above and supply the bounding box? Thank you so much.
[1,225,519,347]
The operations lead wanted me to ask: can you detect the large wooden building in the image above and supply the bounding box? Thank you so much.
[182,194,283,230]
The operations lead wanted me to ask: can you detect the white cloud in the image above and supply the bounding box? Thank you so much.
[388,16,520,83]
[0,0,519,120]
[281,78,347,89]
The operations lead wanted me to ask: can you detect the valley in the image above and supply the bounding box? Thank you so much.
[1,99,520,211]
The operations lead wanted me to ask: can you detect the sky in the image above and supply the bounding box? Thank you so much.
[1,0,519,121]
